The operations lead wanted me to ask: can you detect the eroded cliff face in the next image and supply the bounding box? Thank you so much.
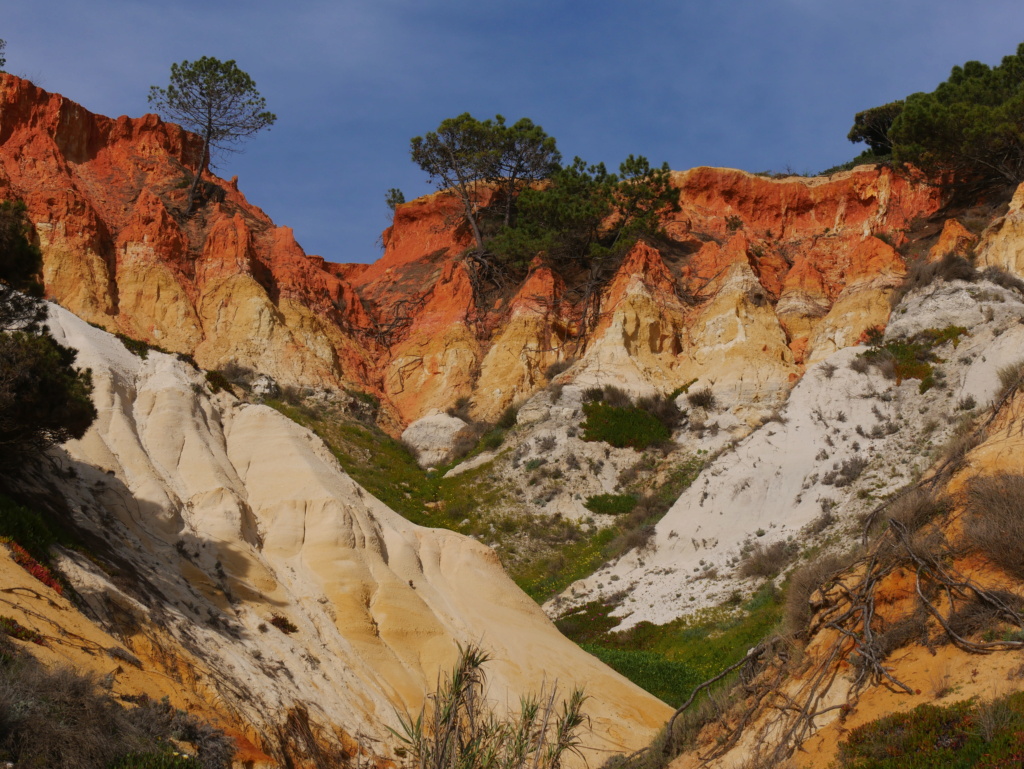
[3,305,668,766]
[0,74,377,397]
[0,73,947,432]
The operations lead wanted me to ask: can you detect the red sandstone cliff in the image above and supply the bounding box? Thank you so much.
[0,74,947,428]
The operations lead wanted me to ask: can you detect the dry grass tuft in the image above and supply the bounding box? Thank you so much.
[886,487,948,532]
[964,474,1024,580]
[784,552,857,636]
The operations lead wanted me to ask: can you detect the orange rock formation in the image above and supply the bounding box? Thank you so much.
[0,74,946,428]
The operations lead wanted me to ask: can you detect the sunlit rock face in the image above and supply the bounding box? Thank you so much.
[0,74,377,398]
[2,73,950,431]
[15,305,668,766]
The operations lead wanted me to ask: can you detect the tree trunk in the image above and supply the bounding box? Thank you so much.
[462,194,485,253]
[185,134,210,215]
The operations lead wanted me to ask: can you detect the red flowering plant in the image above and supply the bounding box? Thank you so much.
[2,539,64,595]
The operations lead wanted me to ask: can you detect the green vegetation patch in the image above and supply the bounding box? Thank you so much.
[859,325,969,393]
[0,493,66,565]
[581,644,699,707]
[838,691,1024,768]
[116,333,167,359]
[0,615,45,645]
[584,493,638,516]
[582,402,670,449]
[512,527,619,602]
[266,401,505,532]
[556,584,783,706]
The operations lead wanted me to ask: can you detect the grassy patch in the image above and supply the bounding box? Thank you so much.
[556,584,783,706]
[266,400,506,532]
[581,402,670,449]
[584,493,638,516]
[513,528,618,602]
[859,325,969,393]
[581,645,700,707]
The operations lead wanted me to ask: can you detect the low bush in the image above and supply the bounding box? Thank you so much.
[821,456,869,487]
[886,487,948,532]
[601,385,633,408]
[0,660,232,768]
[836,691,1024,769]
[605,524,656,555]
[937,420,983,467]
[496,404,519,430]
[446,395,473,421]
[116,333,167,360]
[545,358,574,380]
[981,265,1024,295]
[964,473,1024,580]
[784,552,855,636]
[891,253,978,307]
[636,393,685,431]
[269,614,299,634]
[947,592,1022,639]
[737,540,798,579]
[584,493,638,516]
[996,359,1024,401]
[857,326,966,393]
[686,387,716,410]
[204,370,231,394]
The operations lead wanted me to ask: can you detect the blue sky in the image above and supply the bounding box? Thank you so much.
[5,2,1024,264]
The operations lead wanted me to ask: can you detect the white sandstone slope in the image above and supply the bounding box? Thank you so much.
[39,305,669,762]
[550,278,1024,629]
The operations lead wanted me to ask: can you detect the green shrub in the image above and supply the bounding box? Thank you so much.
[390,644,588,769]
[581,402,670,449]
[0,494,62,564]
[584,493,638,516]
[477,428,506,452]
[116,333,163,359]
[204,370,231,394]
[857,324,967,393]
[0,330,96,472]
[495,404,519,429]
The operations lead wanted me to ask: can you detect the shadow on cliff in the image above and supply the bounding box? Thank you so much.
[8,448,287,648]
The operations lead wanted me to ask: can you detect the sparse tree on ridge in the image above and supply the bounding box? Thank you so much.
[410,113,501,252]
[489,116,561,226]
[149,57,276,214]
[0,38,7,72]
[847,100,904,156]
[385,188,406,213]
[410,113,560,250]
